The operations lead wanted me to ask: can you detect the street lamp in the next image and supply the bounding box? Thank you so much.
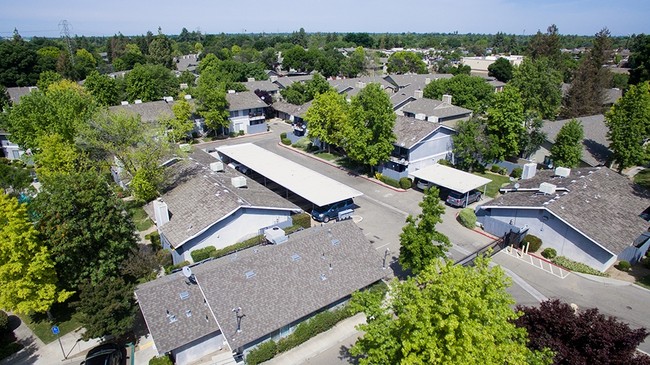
[383,248,390,269]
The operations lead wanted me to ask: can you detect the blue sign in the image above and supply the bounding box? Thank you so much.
[51,326,60,335]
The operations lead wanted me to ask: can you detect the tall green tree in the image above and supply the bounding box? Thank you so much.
[196,68,230,132]
[0,192,73,314]
[527,24,561,67]
[32,170,138,291]
[485,86,525,161]
[452,117,490,172]
[125,63,177,102]
[34,133,81,181]
[398,186,450,274]
[341,47,367,78]
[166,97,194,143]
[488,57,513,82]
[387,51,427,74]
[519,112,547,159]
[305,90,349,151]
[84,70,119,106]
[345,83,396,168]
[605,82,650,171]
[4,80,97,150]
[148,29,174,69]
[350,256,554,365]
[629,34,650,85]
[75,277,137,340]
[0,164,33,196]
[550,119,584,168]
[423,74,493,113]
[510,58,563,120]
[0,34,39,87]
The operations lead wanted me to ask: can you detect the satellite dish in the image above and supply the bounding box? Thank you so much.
[182,266,192,278]
[514,183,521,189]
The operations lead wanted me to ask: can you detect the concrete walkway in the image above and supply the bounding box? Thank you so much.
[262,313,366,365]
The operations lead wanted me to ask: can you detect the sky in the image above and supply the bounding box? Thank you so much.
[1,0,648,38]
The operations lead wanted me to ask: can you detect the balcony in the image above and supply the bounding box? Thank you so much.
[248,111,265,120]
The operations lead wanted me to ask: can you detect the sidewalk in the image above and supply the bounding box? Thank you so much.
[262,313,366,365]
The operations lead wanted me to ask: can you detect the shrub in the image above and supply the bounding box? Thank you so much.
[156,250,172,268]
[168,260,191,273]
[499,167,508,175]
[0,311,8,333]
[541,248,557,259]
[616,260,631,272]
[280,132,287,139]
[378,175,401,188]
[292,213,312,229]
[281,138,291,145]
[437,159,453,167]
[276,307,350,353]
[211,235,264,260]
[229,132,236,138]
[191,246,217,262]
[522,234,542,253]
[458,208,477,228]
[399,177,412,189]
[149,355,173,365]
[490,164,501,173]
[510,167,522,179]
[551,256,608,277]
[238,130,245,136]
[246,340,278,365]
[145,231,161,250]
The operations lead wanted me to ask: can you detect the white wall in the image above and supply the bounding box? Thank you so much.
[178,208,292,263]
[172,331,224,365]
[488,208,616,271]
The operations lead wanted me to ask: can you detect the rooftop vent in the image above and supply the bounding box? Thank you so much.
[210,161,224,172]
[134,99,142,104]
[120,101,129,105]
[442,94,452,104]
[555,167,571,178]
[413,89,423,99]
[331,239,340,246]
[245,270,256,279]
[291,253,301,262]
[184,94,192,100]
[231,176,247,188]
[163,96,174,102]
[179,291,190,300]
[227,90,236,94]
[320,273,327,281]
[539,182,557,195]
[247,77,255,82]
[185,310,192,318]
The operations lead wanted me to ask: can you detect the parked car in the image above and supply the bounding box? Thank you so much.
[227,161,250,175]
[416,178,434,191]
[311,198,355,223]
[446,190,481,208]
[81,343,124,365]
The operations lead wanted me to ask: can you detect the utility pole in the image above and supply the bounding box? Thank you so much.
[59,20,75,66]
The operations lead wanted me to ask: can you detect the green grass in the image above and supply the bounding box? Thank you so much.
[126,202,153,231]
[472,172,512,198]
[634,169,650,190]
[313,151,339,161]
[636,275,650,290]
[17,303,81,344]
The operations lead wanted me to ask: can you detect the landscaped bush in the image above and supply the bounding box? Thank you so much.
[437,159,453,167]
[229,132,237,138]
[156,250,172,268]
[522,234,542,253]
[149,355,173,365]
[191,246,217,262]
[246,340,278,365]
[510,167,523,179]
[292,213,312,229]
[280,132,287,139]
[541,248,557,259]
[145,231,161,250]
[238,130,245,136]
[616,260,631,272]
[0,311,8,333]
[499,167,508,175]
[168,260,191,273]
[458,208,477,229]
[211,235,264,260]
[281,138,291,145]
[399,177,412,189]
[551,256,608,277]
[376,174,401,188]
[490,164,501,173]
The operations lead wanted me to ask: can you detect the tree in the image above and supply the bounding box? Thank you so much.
[4,80,97,150]
[386,51,427,74]
[485,86,525,161]
[629,34,650,85]
[166,97,194,143]
[398,186,450,274]
[452,117,490,171]
[196,69,230,132]
[33,133,81,181]
[0,35,39,87]
[0,163,33,196]
[515,299,650,365]
[519,112,547,159]
[510,58,563,120]
[527,24,561,67]
[605,82,650,171]
[125,63,177,102]
[341,47,367,78]
[487,57,513,82]
[73,48,97,80]
[281,73,334,105]
[148,30,174,69]
[305,90,350,151]
[345,83,396,168]
[31,170,138,290]
[0,192,72,314]
[75,277,137,340]
[84,70,119,106]
[282,45,310,72]
[36,70,62,91]
[350,256,554,365]
[550,119,584,168]
[423,74,493,113]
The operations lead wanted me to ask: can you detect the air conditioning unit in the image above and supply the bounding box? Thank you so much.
[555,167,571,178]
[210,162,224,172]
[231,176,247,188]
[522,163,537,179]
[539,182,557,195]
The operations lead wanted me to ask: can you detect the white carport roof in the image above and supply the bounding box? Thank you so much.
[409,164,492,194]
[216,143,363,207]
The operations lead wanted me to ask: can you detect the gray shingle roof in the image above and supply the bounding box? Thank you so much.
[401,98,472,119]
[393,115,444,149]
[6,86,37,104]
[327,76,395,97]
[144,149,300,248]
[243,80,279,93]
[272,100,313,119]
[226,91,266,111]
[482,168,650,254]
[109,100,175,123]
[175,54,199,72]
[384,73,453,89]
[135,271,219,354]
[274,75,313,89]
[541,114,610,167]
[192,220,385,350]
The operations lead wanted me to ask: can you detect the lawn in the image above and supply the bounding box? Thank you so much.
[472,172,512,198]
[313,151,339,161]
[126,201,153,231]
[17,303,81,344]
[636,275,650,290]
[634,169,650,190]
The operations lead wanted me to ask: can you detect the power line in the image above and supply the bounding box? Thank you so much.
[58,20,75,65]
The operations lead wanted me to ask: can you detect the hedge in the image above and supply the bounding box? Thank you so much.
[145,231,161,250]
[246,340,278,365]
[376,174,401,188]
[616,260,631,272]
[149,355,173,365]
[281,138,292,145]
[280,132,287,139]
[551,256,608,277]
[541,248,557,259]
[490,164,501,173]
[399,177,412,189]
[437,159,453,167]
[458,208,477,228]
[510,167,522,179]
[522,234,542,253]
[292,213,312,229]
[191,246,217,262]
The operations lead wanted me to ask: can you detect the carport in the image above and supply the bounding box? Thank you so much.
[409,164,491,206]
[216,143,363,209]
